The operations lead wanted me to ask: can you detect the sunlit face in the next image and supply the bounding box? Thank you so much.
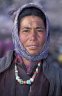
[19,16,46,55]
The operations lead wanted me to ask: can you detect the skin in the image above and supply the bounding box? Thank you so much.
[19,16,46,55]
[19,16,46,67]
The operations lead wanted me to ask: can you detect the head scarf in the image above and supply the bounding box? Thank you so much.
[12,3,49,61]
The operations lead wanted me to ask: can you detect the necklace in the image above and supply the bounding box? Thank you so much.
[15,63,40,85]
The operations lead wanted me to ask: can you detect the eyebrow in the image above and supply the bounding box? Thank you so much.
[21,27,31,29]
[35,27,45,29]
[21,26,45,29]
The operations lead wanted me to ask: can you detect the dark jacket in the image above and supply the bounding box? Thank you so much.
[0,51,62,96]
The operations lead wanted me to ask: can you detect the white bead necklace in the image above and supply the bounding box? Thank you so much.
[15,63,40,85]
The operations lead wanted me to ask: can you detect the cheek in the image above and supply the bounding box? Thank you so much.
[39,33,46,45]
[19,34,27,45]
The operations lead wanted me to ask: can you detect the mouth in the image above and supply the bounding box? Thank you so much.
[27,45,38,49]
[25,44,41,55]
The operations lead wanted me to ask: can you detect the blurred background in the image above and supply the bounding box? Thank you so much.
[0,0,62,67]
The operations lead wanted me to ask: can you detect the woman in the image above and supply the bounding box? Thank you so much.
[0,2,62,96]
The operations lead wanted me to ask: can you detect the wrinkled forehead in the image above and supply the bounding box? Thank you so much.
[20,16,45,28]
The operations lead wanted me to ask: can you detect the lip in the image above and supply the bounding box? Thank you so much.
[27,45,38,49]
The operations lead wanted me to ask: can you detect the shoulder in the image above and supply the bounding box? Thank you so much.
[0,50,13,73]
[44,57,62,73]
[44,58,62,96]
[49,61,62,76]
[43,58,62,83]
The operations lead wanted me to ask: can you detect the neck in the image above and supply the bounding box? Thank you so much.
[22,57,42,74]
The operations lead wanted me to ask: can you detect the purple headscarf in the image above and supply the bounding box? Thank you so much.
[12,3,49,61]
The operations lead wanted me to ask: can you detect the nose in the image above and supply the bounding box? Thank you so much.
[30,29,37,41]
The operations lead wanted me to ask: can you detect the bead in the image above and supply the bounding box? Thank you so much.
[15,63,40,85]
[15,70,18,73]
[38,63,40,67]
[27,80,31,84]
[30,78,34,82]
[23,81,27,84]
[36,68,38,72]
[32,75,35,79]
[20,80,24,84]
[16,76,20,80]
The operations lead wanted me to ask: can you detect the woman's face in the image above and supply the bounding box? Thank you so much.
[19,16,46,55]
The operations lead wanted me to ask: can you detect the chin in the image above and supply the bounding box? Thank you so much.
[28,51,39,56]
[26,49,40,55]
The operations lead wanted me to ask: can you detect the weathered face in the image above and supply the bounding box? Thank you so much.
[19,16,46,55]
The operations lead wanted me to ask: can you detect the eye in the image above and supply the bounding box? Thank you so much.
[37,28,45,32]
[21,27,30,33]
[22,29,30,33]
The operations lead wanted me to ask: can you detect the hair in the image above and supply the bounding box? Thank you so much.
[18,7,46,33]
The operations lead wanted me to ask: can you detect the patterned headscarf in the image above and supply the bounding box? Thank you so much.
[12,3,49,61]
